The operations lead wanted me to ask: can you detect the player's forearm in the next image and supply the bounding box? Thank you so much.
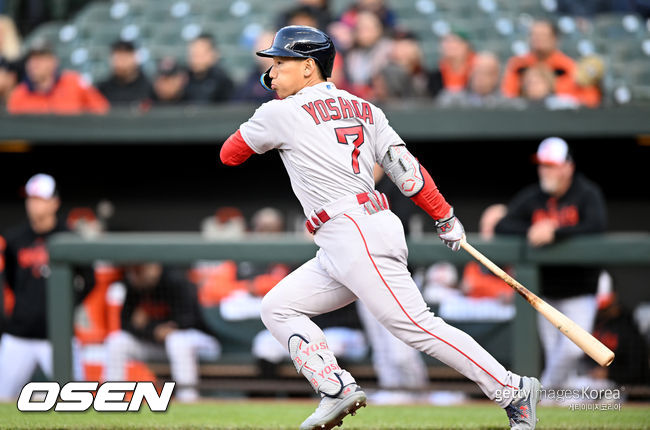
[409,166,452,220]
[220,130,255,166]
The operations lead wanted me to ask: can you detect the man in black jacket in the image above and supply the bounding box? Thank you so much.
[493,137,607,391]
[98,40,151,106]
[0,174,93,399]
[104,262,220,402]
[184,33,233,104]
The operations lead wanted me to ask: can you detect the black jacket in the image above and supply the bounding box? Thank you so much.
[184,65,233,104]
[1,220,92,339]
[121,268,214,343]
[98,70,152,105]
[495,173,607,298]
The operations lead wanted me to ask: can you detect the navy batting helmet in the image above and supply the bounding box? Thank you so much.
[257,25,336,91]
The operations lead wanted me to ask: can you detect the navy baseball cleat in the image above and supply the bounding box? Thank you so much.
[505,376,542,429]
[299,383,367,430]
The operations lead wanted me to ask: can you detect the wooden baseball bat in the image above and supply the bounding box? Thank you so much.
[460,239,615,367]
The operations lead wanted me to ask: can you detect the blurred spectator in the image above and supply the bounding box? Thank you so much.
[8,0,51,36]
[98,40,151,106]
[371,32,429,102]
[345,10,392,99]
[422,262,461,306]
[520,65,579,109]
[150,57,187,106]
[574,55,604,108]
[0,56,17,108]
[105,263,221,402]
[0,174,93,400]
[436,52,525,109]
[278,0,332,30]
[340,0,397,30]
[590,293,650,386]
[429,31,475,97]
[200,206,246,240]
[423,260,516,322]
[184,33,233,104]
[501,20,577,99]
[590,291,649,387]
[284,5,320,28]
[7,38,109,115]
[0,15,21,60]
[494,137,607,390]
[233,31,276,103]
[279,3,330,30]
[328,20,355,54]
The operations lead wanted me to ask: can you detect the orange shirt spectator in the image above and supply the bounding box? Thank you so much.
[439,33,474,92]
[8,71,109,115]
[501,20,577,98]
[429,31,475,96]
[7,39,109,115]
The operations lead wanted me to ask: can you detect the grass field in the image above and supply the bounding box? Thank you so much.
[1,401,648,430]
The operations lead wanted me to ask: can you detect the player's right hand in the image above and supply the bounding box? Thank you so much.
[435,208,465,252]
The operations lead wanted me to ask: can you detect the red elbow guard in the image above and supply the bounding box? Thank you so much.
[220,130,255,166]
[410,166,452,220]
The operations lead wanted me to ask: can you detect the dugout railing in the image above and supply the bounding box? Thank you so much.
[43,232,650,389]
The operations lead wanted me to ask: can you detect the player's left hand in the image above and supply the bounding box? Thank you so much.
[435,208,465,252]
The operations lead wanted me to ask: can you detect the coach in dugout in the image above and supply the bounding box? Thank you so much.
[489,137,607,391]
[0,174,94,399]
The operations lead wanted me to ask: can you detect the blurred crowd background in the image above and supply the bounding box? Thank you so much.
[1,0,650,113]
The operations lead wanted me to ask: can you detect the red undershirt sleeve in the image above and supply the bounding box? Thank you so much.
[220,130,256,166]
[410,165,452,220]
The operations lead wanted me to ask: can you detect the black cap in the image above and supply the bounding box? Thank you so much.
[156,57,183,77]
[111,40,136,52]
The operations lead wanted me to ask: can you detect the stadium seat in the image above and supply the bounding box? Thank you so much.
[76,19,124,44]
[593,13,645,39]
[22,21,65,50]
[74,2,114,25]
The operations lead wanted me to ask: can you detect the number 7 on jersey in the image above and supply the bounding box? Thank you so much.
[335,126,365,174]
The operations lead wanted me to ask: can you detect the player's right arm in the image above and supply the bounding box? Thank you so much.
[220,130,256,166]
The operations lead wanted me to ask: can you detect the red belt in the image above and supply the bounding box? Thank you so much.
[305,191,389,234]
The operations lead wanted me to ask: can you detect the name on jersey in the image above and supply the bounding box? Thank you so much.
[302,97,374,125]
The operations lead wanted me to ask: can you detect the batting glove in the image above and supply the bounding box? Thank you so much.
[435,208,465,252]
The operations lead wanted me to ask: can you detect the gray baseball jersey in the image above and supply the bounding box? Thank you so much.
[240,82,402,217]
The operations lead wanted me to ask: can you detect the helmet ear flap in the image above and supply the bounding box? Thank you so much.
[260,66,273,91]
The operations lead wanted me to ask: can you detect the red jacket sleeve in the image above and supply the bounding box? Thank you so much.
[220,130,256,166]
[410,165,452,220]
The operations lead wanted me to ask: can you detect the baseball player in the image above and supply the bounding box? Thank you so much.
[220,26,541,430]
